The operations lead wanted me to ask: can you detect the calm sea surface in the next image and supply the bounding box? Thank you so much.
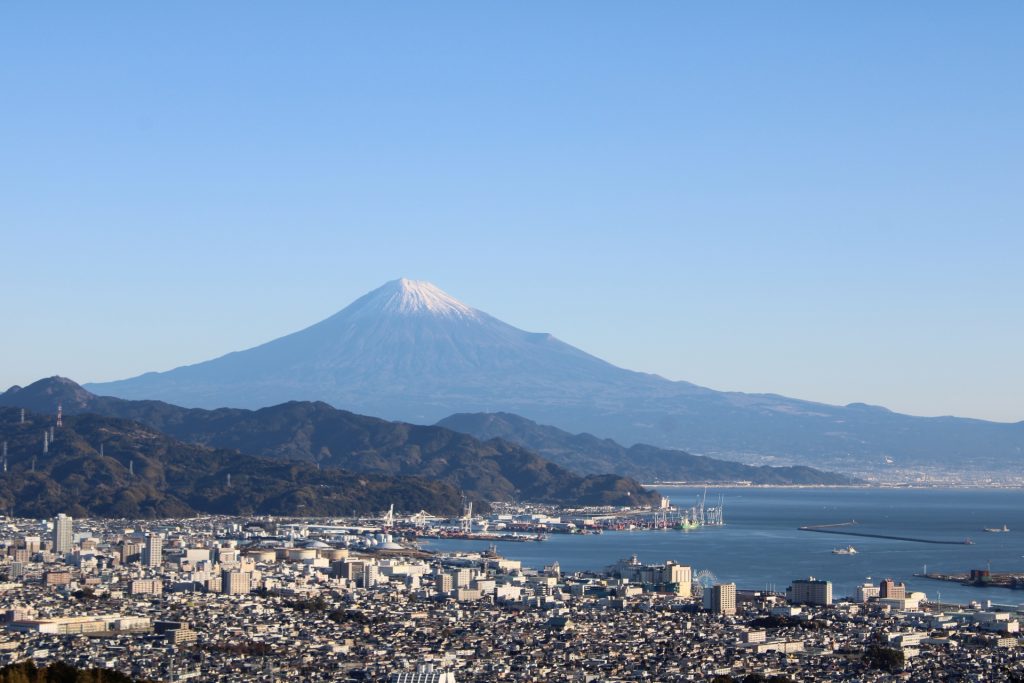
[426,487,1024,606]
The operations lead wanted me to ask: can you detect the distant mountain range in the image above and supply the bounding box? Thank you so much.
[437,412,858,485]
[81,279,1024,477]
[0,378,660,510]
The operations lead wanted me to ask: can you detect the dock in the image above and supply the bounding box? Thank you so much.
[915,571,1024,590]
[799,522,973,545]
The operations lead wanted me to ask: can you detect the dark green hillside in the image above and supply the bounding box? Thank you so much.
[0,408,462,518]
[139,400,661,506]
[0,378,661,507]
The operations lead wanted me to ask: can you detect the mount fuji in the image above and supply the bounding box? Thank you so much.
[85,279,1024,476]
[87,278,684,422]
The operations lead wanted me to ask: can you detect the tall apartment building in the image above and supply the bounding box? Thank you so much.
[435,573,454,596]
[787,577,832,606]
[663,562,692,597]
[705,583,737,615]
[144,533,163,569]
[53,514,73,555]
[222,569,252,595]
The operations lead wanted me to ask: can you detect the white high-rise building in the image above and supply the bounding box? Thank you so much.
[53,514,73,555]
[144,533,163,568]
[856,583,881,603]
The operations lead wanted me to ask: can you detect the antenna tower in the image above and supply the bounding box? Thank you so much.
[56,403,62,428]
[43,431,48,454]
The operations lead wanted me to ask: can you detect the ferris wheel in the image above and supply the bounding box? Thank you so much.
[692,569,718,598]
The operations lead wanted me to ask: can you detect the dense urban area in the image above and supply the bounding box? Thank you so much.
[0,508,1023,683]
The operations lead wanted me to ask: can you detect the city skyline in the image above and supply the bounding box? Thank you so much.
[2,3,1022,421]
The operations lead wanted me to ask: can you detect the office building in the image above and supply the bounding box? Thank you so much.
[787,577,832,606]
[880,578,906,600]
[130,579,164,596]
[856,583,881,602]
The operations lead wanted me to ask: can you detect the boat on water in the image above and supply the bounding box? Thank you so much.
[984,524,1010,533]
[832,545,858,555]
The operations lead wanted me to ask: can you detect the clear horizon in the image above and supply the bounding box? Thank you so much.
[2,3,1022,422]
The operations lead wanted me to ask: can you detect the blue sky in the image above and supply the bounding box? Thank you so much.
[1,2,1021,421]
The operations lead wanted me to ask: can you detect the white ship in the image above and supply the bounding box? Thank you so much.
[832,545,858,555]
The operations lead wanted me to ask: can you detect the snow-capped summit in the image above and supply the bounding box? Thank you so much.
[350,278,479,319]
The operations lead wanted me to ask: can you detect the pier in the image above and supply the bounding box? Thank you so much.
[799,522,973,545]
[915,571,1024,590]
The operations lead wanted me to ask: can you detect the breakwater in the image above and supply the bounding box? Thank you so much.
[799,523,973,545]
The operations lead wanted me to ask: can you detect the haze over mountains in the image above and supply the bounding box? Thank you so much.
[85,279,1024,477]
[437,412,858,486]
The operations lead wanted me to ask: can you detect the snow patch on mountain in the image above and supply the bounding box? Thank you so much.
[352,278,479,319]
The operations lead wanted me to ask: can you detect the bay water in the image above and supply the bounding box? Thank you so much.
[426,487,1024,606]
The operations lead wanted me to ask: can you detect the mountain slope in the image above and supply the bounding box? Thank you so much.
[81,279,1024,476]
[0,408,463,518]
[438,412,858,485]
[1,378,660,507]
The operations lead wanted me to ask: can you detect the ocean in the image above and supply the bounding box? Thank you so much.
[425,486,1024,606]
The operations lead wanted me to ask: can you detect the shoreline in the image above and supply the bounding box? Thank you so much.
[645,483,1024,490]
